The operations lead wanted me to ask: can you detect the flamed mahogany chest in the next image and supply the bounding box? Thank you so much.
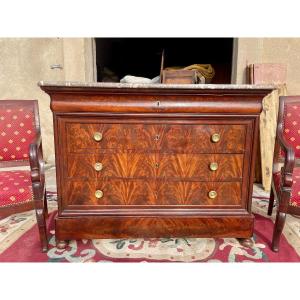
[39,81,273,247]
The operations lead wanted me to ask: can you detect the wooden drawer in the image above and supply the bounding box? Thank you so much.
[63,179,242,207]
[66,153,243,181]
[66,123,246,154]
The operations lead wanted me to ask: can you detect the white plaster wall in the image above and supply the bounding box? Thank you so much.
[234,38,300,94]
[0,38,95,163]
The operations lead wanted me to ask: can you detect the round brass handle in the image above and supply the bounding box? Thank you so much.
[94,162,103,171]
[211,133,220,143]
[209,162,218,171]
[95,190,103,199]
[208,190,217,199]
[93,132,103,142]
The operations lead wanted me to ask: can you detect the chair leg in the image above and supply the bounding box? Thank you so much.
[271,211,286,252]
[33,185,48,252]
[36,210,48,252]
[44,189,48,218]
[268,188,275,216]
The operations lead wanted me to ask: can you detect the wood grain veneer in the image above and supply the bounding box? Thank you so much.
[40,82,273,244]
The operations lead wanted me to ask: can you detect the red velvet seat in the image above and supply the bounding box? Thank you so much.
[0,170,33,208]
[273,168,300,207]
[0,100,48,252]
[269,96,300,252]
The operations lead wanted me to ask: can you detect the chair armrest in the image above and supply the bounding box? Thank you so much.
[277,130,295,187]
[29,133,45,186]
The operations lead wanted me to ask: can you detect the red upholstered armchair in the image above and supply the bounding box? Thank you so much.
[0,100,48,252]
[269,96,300,252]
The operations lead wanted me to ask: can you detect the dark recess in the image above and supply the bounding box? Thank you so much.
[95,38,234,84]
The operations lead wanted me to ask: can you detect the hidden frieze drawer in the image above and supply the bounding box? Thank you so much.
[40,81,273,245]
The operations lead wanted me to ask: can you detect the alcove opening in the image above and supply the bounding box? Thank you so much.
[95,38,234,84]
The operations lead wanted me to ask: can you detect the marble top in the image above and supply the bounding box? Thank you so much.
[38,81,275,90]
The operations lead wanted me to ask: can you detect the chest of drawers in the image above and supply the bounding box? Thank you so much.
[40,81,273,246]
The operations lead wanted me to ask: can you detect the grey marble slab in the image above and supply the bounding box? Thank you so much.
[38,81,275,90]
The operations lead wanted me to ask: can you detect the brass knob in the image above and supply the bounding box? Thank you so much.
[211,133,220,143]
[94,162,103,171]
[209,162,218,171]
[208,190,217,199]
[93,132,103,142]
[95,190,103,199]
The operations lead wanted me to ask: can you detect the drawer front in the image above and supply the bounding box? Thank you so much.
[66,123,246,154]
[67,153,243,181]
[63,180,242,207]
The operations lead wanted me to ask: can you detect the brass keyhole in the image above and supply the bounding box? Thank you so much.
[155,134,159,141]
[155,163,159,168]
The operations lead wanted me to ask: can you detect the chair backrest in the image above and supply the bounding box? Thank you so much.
[0,100,40,166]
[275,96,300,160]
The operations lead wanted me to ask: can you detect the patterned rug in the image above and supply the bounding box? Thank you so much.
[0,188,300,262]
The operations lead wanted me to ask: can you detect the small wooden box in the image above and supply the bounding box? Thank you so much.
[160,49,197,84]
[161,69,197,84]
